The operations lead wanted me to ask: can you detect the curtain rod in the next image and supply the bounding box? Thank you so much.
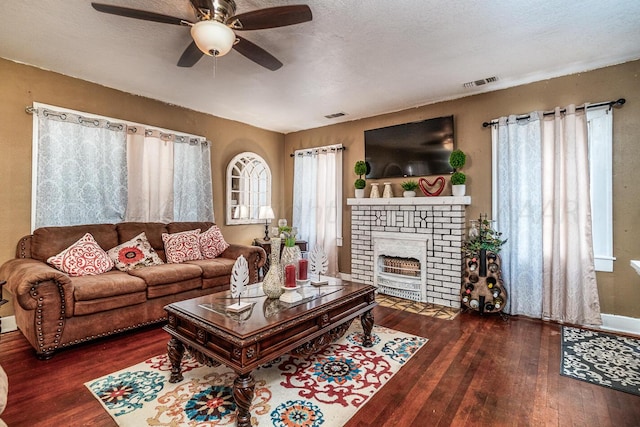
[482,98,626,128]
[289,146,346,157]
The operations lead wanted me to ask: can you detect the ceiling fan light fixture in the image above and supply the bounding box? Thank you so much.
[191,20,235,57]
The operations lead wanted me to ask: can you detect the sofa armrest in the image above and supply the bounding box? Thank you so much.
[0,258,74,316]
[220,244,266,284]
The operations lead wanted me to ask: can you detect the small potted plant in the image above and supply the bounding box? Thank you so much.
[401,180,419,197]
[354,160,367,198]
[449,149,467,196]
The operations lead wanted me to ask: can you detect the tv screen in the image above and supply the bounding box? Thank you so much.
[364,115,454,179]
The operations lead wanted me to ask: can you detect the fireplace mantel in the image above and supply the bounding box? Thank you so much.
[347,196,471,206]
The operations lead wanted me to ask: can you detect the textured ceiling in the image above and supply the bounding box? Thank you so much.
[1,0,639,133]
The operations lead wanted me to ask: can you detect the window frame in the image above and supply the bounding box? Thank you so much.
[225,152,272,225]
[587,105,614,272]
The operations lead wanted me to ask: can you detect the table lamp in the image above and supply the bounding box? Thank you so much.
[258,206,275,240]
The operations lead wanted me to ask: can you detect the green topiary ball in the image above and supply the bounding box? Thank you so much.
[451,172,466,185]
[449,149,466,170]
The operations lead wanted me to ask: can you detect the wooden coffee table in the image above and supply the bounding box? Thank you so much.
[163,279,376,427]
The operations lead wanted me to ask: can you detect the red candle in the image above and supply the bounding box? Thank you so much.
[298,259,308,280]
[285,264,296,287]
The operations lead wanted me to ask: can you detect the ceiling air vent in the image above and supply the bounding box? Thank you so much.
[324,112,347,119]
[463,76,498,88]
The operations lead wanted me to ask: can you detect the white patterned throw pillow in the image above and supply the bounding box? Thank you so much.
[162,229,202,264]
[47,233,114,276]
[199,225,230,259]
[108,232,164,271]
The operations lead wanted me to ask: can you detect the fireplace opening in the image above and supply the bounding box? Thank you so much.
[376,254,425,302]
[381,256,421,277]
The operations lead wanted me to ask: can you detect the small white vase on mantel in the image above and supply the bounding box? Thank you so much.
[370,183,380,198]
[403,190,416,197]
[382,182,393,198]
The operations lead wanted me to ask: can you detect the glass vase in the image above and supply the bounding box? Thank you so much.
[281,245,302,267]
[262,238,284,299]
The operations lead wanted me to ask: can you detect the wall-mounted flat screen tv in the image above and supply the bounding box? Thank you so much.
[364,115,454,179]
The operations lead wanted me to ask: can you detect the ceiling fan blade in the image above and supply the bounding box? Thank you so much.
[227,5,312,30]
[233,36,283,71]
[177,41,205,67]
[91,3,188,26]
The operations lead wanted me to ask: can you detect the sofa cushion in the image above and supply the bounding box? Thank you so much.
[127,263,202,287]
[72,270,147,301]
[31,223,118,262]
[74,292,147,316]
[199,225,230,259]
[187,258,235,278]
[47,233,114,277]
[127,263,203,299]
[108,232,164,271]
[162,229,202,263]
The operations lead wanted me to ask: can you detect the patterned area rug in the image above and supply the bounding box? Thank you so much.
[86,323,427,426]
[561,326,640,396]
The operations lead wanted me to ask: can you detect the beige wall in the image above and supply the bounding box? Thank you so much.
[284,60,640,318]
[0,58,285,317]
[1,58,638,319]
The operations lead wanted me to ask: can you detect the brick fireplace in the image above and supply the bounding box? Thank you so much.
[347,196,471,308]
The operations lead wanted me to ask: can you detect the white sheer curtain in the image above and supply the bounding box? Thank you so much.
[125,129,174,222]
[126,129,214,223]
[493,105,602,326]
[34,108,127,228]
[293,145,343,276]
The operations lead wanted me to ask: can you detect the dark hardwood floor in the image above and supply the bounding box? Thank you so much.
[1,306,638,426]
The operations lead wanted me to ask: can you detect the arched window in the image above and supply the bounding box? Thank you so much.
[226,152,272,225]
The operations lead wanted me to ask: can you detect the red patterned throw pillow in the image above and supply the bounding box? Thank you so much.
[108,232,164,271]
[47,233,114,276]
[162,229,202,264]
[199,225,230,259]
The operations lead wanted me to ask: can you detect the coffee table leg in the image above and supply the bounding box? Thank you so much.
[167,337,185,383]
[234,372,255,427]
[361,309,374,347]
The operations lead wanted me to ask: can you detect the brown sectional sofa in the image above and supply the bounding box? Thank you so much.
[0,221,266,359]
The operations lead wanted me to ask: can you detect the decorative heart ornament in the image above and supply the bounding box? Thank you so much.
[419,176,445,196]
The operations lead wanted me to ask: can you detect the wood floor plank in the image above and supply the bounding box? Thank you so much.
[1,307,639,426]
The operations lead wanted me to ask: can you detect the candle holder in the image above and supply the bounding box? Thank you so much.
[279,286,302,303]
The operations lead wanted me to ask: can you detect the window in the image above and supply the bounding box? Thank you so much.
[587,106,614,272]
[31,102,213,229]
[226,152,271,225]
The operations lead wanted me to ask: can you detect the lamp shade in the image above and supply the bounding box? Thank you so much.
[258,206,275,220]
[191,20,236,57]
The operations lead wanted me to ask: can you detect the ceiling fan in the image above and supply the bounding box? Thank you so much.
[91,0,312,71]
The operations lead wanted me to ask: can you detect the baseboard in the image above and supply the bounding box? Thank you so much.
[599,313,640,337]
[1,315,17,333]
